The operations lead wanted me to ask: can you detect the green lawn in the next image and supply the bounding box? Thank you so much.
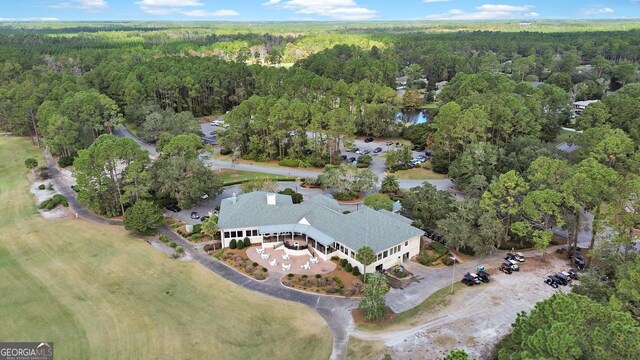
[357,282,465,332]
[392,167,447,180]
[215,168,297,185]
[0,137,332,359]
[346,337,385,360]
[552,128,579,145]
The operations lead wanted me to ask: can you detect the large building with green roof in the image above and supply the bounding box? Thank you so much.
[217,191,423,272]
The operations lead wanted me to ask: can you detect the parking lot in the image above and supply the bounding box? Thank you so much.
[359,251,574,359]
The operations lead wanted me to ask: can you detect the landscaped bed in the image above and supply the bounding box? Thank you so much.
[215,248,269,280]
[282,258,364,297]
[165,218,213,243]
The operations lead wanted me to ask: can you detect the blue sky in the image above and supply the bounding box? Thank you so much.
[1,0,639,22]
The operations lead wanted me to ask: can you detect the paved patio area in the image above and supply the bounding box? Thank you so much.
[246,245,336,275]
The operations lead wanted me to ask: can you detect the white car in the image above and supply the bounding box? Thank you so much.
[211,120,221,126]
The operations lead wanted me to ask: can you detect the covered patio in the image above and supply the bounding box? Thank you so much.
[246,245,336,276]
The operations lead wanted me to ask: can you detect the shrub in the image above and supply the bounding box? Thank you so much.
[333,192,358,201]
[315,274,322,279]
[459,246,476,256]
[345,263,353,272]
[229,239,237,249]
[58,155,74,168]
[170,242,178,248]
[24,158,38,170]
[302,274,308,279]
[342,210,351,214]
[331,256,340,261]
[243,237,251,247]
[325,286,339,294]
[39,194,68,210]
[37,184,45,190]
[428,241,449,256]
[254,271,267,280]
[278,188,303,204]
[357,154,372,165]
[192,223,202,233]
[219,147,233,155]
[175,246,184,253]
[252,262,259,267]
[236,240,245,249]
[340,258,349,267]
[441,255,458,266]
[278,158,301,167]
[287,273,294,279]
[352,266,361,276]
[262,267,267,272]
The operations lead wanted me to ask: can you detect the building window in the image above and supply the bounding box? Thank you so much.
[237,230,243,237]
[224,232,230,238]
[396,245,401,252]
[252,230,258,236]
[383,250,388,258]
[405,241,408,246]
[230,231,237,238]
[351,251,355,259]
[377,253,382,261]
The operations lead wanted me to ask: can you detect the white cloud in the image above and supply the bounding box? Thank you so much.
[582,7,615,15]
[181,9,239,17]
[48,0,107,11]
[423,3,539,20]
[0,17,60,21]
[135,0,238,17]
[264,0,377,20]
[423,0,450,3]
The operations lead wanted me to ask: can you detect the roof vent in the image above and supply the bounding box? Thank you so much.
[231,192,237,204]
[266,193,276,205]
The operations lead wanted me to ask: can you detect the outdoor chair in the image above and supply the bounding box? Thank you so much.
[310,257,319,264]
[256,248,265,254]
[261,253,269,260]
[269,259,277,267]
[282,253,290,260]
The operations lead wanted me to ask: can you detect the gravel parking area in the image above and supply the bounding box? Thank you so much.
[355,252,575,359]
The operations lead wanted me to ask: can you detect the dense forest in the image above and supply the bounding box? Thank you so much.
[1,21,639,358]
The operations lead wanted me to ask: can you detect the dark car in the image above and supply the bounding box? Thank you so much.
[550,274,567,286]
[303,148,313,155]
[190,211,199,219]
[476,270,491,283]
[341,154,348,160]
[200,215,210,222]
[572,254,586,270]
[348,157,356,163]
[462,272,481,286]
[350,147,359,153]
[364,137,374,143]
[373,147,382,153]
[567,247,582,259]
[361,149,371,155]
[545,276,559,288]
[166,204,181,213]
[505,252,525,262]
[567,268,579,280]
[499,263,513,274]
[505,259,520,271]
[554,272,571,285]
[411,145,425,151]
[425,150,433,156]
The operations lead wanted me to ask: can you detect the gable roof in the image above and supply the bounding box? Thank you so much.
[218,192,423,253]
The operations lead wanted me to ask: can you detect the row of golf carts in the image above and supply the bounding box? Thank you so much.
[544,247,584,288]
[462,252,526,286]
[499,252,525,274]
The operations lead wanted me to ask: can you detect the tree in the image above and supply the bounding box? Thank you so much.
[526,156,569,192]
[443,349,474,360]
[278,188,303,204]
[520,189,565,260]
[358,272,387,321]
[402,89,422,108]
[449,142,502,197]
[401,183,455,227]
[201,217,218,238]
[159,133,203,159]
[356,246,376,280]
[364,193,394,211]
[385,145,412,169]
[241,178,278,194]
[481,171,529,240]
[24,158,38,170]
[74,135,149,216]
[546,72,573,92]
[123,200,163,235]
[318,163,377,196]
[497,293,640,360]
[381,174,400,194]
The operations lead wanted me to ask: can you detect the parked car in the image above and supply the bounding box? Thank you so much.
[364,137,374,143]
[166,204,181,213]
[554,272,571,285]
[425,150,433,156]
[567,247,582,259]
[550,274,567,286]
[201,193,209,199]
[411,145,425,151]
[567,268,579,280]
[506,259,520,271]
[386,140,394,146]
[506,252,525,262]
[499,263,513,274]
[355,149,363,155]
[544,276,559,288]
[572,254,586,270]
[190,211,199,219]
[462,272,481,286]
[350,147,359,153]
[303,148,313,155]
[476,270,491,283]
[200,215,210,222]
[373,147,382,153]
[211,120,221,126]
[341,154,348,160]
[348,157,356,163]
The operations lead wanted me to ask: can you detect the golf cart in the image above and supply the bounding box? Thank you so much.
[462,272,481,286]
[544,276,559,288]
[572,254,586,270]
[567,268,579,280]
[499,263,513,274]
[554,272,571,285]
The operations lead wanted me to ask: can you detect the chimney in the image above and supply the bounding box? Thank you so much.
[266,193,276,205]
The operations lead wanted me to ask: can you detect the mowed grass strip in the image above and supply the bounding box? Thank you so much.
[0,137,332,360]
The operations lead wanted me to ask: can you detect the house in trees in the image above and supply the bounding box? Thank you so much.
[217,192,423,272]
[573,100,599,114]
